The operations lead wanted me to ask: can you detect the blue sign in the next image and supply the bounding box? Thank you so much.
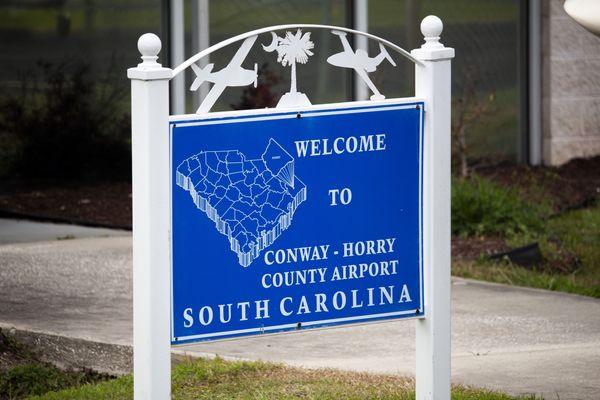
[170,99,424,344]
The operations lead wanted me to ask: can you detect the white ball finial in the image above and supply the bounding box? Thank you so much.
[137,33,161,67]
[420,15,444,49]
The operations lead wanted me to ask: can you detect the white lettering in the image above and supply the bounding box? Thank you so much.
[366,288,375,306]
[183,308,194,328]
[255,300,270,319]
[280,297,293,316]
[351,289,363,308]
[261,274,271,288]
[264,250,275,266]
[294,134,387,158]
[376,133,386,150]
[315,293,329,312]
[199,306,213,325]
[298,296,311,314]
[380,286,394,305]
[399,284,412,303]
[346,136,358,153]
[332,291,346,310]
[342,238,397,258]
[218,304,232,323]
[238,302,250,321]
[295,140,310,157]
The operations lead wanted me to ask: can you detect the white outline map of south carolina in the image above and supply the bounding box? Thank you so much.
[176,139,307,267]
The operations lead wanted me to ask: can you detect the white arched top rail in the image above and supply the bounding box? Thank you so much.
[171,23,423,78]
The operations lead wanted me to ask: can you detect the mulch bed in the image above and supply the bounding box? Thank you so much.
[0,157,598,262]
[477,155,600,214]
[451,156,600,262]
[0,181,131,230]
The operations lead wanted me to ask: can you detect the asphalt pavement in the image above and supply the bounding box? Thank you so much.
[0,223,598,399]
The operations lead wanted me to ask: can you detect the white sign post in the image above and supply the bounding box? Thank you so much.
[128,16,453,400]
[413,16,455,400]
[127,33,172,399]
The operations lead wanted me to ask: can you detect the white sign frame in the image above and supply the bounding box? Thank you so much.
[169,97,425,344]
[128,16,454,400]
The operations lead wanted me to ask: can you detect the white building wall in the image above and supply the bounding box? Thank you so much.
[542,0,600,165]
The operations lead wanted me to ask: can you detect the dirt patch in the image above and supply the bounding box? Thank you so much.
[0,181,131,229]
[452,234,582,273]
[452,235,508,261]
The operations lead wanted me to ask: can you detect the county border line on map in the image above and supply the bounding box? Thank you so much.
[176,139,307,267]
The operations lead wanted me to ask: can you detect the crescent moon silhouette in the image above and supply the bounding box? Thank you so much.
[262,32,279,53]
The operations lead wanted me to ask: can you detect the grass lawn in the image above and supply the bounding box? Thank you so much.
[28,357,536,400]
[454,201,600,298]
[1,330,537,400]
[452,168,600,299]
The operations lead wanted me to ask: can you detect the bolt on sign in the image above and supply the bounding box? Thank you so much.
[129,17,453,400]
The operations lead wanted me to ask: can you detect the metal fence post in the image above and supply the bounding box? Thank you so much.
[412,16,455,400]
[128,33,172,400]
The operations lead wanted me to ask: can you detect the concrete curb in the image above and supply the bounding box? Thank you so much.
[0,326,254,377]
[0,209,132,231]
[452,276,600,302]
[1,326,132,376]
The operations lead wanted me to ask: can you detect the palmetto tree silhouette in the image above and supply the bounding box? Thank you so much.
[263,30,314,95]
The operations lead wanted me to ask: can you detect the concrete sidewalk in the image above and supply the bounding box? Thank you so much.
[0,235,599,399]
[0,218,127,244]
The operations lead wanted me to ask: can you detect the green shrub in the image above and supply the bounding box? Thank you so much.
[0,59,131,180]
[452,175,548,237]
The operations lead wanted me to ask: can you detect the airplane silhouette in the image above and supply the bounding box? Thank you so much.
[327,30,396,100]
[191,36,259,114]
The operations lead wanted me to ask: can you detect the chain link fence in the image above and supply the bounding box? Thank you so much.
[0,0,523,182]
